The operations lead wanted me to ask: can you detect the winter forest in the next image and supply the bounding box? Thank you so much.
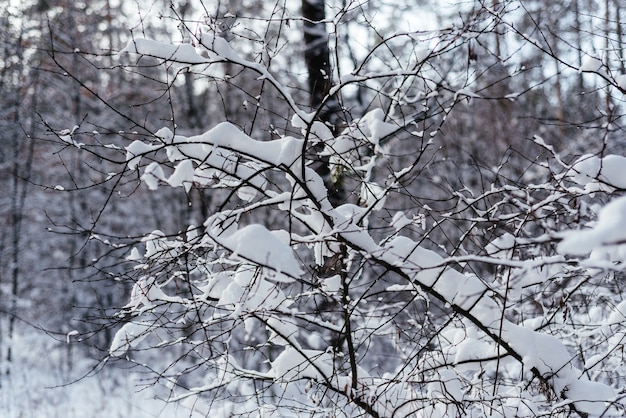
[3,0,626,417]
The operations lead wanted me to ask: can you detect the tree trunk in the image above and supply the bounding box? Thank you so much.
[302,0,334,117]
[301,0,343,205]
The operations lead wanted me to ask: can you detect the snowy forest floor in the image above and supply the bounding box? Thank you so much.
[0,324,200,418]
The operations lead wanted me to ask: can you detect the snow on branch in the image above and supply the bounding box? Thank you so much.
[88,5,626,417]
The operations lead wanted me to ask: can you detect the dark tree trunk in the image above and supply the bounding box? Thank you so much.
[301,0,343,205]
[302,0,333,115]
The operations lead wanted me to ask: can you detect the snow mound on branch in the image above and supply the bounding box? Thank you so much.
[216,267,292,313]
[167,159,195,192]
[379,234,616,413]
[566,154,626,191]
[141,162,166,190]
[486,232,516,257]
[125,140,159,170]
[125,276,183,310]
[270,347,333,382]
[564,380,617,416]
[218,224,302,281]
[358,108,397,148]
[558,195,626,255]
[109,322,152,356]
[120,38,209,64]
[382,236,446,287]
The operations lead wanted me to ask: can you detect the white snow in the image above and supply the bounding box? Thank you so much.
[196,30,240,62]
[453,88,481,101]
[109,321,152,356]
[603,300,626,327]
[1,327,206,418]
[125,140,159,170]
[120,38,209,64]
[107,26,626,418]
[167,159,195,192]
[58,125,83,147]
[390,211,413,231]
[566,153,626,190]
[266,317,301,347]
[360,181,387,210]
[321,274,342,293]
[125,276,184,310]
[141,162,166,190]
[360,108,397,147]
[382,236,446,287]
[579,55,603,72]
[558,195,626,255]
[563,379,616,416]
[270,347,332,382]
[217,224,303,280]
[126,247,142,261]
[485,232,516,257]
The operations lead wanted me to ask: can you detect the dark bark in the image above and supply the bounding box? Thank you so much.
[302,0,334,115]
[301,0,343,205]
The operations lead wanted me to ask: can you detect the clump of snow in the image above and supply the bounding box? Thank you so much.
[196,30,240,62]
[565,154,626,191]
[360,181,387,210]
[427,368,464,417]
[291,113,333,145]
[290,112,315,128]
[216,266,291,313]
[266,317,301,347]
[167,159,195,192]
[453,331,496,365]
[109,322,152,356]
[486,232,516,257]
[270,347,332,382]
[453,88,481,101]
[579,55,603,72]
[125,276,183,310]
[58,125,84,148]
[141,162,166,190]
[390,211,413,231]
[321,274,342,294]
[154,126,174,142]
[319,108,396,182]
[382,236,446,287]
[120,38,209,64]
[125,140,159,170]
[603,300,626,328]
[217,224,303,280]
[359,108,397,149]
[126,247,142,261]
[558,195,626,255]
[564,379,617,416]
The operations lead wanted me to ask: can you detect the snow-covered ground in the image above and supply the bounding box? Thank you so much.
[0,327,201,418]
